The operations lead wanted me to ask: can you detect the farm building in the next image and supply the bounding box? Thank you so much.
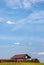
[11,54,31,62]
[31,58,40,62]
[0,54,40,62]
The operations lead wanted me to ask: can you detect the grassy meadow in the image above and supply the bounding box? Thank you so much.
[0,62,44,65]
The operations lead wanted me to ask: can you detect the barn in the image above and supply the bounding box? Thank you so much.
[11,54,31,62]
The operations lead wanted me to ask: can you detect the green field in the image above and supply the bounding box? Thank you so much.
[0,62,44,65]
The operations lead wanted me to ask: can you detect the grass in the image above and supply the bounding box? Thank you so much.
[0,62,44,65]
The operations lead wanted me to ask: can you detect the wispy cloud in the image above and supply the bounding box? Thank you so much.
[5,0,44,9]
[31,0,44,3]
[30,36,44,42]
[0,45,14,48]
[19,11,44,24]
[0,17,4,22]
[1,34,44,43]
[23,0,32,9]
[5,0,22,9]
[0,35,28,42]
[27,11,44,24]
[6,10,44,26]
[0,35,8,40]
[0,35,14,40]
[11,11,44,31]
[38,52,44,55]
[28,41,32,46]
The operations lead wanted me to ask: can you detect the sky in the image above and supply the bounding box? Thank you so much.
[0,0,44,62]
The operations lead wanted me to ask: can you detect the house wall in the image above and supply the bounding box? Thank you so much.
[16,59,24,62]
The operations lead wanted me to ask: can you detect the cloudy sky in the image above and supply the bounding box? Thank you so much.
[0,0,44,62]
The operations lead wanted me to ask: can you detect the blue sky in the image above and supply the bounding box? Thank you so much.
[0,0,44,62]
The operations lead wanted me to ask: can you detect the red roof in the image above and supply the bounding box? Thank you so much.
[11,54,31,59]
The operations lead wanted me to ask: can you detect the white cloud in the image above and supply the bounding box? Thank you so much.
[7,21,15,24]
[38,52,44,55]
[14,42,20,45]
[5,0,44,9]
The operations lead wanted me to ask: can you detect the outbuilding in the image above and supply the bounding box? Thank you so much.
[11,54,31,62]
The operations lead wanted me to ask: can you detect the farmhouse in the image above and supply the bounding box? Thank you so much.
[11,54,31,62]
[0,54,40,62]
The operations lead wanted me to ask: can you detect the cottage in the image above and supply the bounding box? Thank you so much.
[11,54,31,62]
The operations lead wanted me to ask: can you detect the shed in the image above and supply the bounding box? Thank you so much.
[31,58,40,62]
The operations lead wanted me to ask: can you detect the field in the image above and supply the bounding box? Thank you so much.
[0,62,44,65]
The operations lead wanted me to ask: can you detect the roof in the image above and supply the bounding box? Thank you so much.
[11,54,31,59]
